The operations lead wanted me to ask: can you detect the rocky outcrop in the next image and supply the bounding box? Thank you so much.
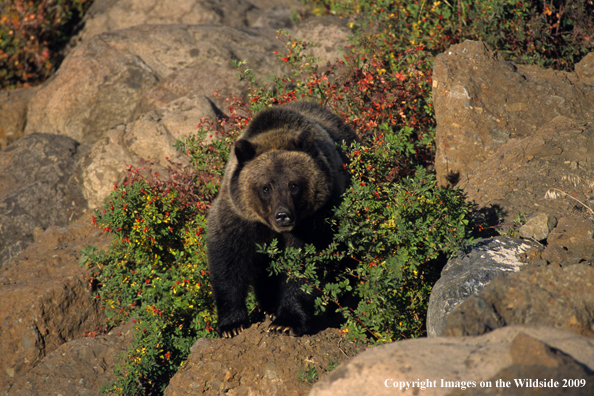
[70,0,304,46]
[308,325,594,396]
[457,115,594,224]
[433,40,594,189]
[426,236,543,337]
[428,40,594,345]
[433,42,594,230]
[80,94,219,209]
[0,87,39,150]
[25,24,286,146]
[0,213,109,393]
[443,264,594,338]
[0,133,88,268]
[6,321,134,396]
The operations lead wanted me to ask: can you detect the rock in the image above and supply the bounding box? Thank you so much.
[81,94,218,209]
[447,332,594,396]
[70,0,304,46]
[443,264,594,338]
[308,325,594,396]
[0,133,88,268]
[455,115,594,224]
[293,16,352,65]
[25,24,286,146]
[519,212,557,241]
[132,16,352,116]
[575,52,594,79]
[251,2,302,30]
[433,40,594,187]
[6,321,134,396]
[543,216,594,266]
[0,87,39,150]
[130,63,241,119]
[131,17,352,116]
[0,212,109,393]
[163,319,367,396]
[426,236,543,338]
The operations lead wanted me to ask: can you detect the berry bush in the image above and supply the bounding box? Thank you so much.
[0,0,92,89]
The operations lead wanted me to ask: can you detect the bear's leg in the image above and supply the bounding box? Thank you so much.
[268,278,315,336]
[253,271,280,319]
[208,238,256,338]
[210,268,251,338]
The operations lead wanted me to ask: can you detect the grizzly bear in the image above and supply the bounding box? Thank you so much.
[207,101,358,338]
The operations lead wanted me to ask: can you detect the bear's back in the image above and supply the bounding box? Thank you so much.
[241,102,357,149]
[281,101,357,146]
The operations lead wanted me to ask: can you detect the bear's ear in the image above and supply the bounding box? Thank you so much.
[296,129,315,151]
[235,139,256,163]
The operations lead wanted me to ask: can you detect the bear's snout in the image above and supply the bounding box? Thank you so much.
[274,208,294,230]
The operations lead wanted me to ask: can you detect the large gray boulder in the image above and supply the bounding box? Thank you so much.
[426,236,543,337]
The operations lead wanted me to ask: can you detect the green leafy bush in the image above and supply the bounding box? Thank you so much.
[81,162,222,394]
[80,109,248,393]
[0,0,92,89]
[257,131,472,341]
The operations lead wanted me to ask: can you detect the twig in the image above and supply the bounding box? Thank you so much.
[544,188,594,217]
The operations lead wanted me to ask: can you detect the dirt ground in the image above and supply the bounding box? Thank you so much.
[164,315,371,396]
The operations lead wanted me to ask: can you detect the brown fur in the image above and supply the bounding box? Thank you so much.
[206,101,358,337]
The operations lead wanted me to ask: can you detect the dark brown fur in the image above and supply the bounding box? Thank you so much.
[207,101,357,338]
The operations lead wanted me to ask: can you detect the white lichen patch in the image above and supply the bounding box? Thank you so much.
[486,239,534,272]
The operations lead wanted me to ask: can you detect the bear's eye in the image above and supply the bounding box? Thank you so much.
[289,182,300,193]
[261,185,271,196]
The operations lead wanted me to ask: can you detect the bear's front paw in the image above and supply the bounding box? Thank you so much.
[267,317,308,337]
[219,322,250,338]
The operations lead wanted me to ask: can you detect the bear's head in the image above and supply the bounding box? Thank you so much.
[229,130,332,233]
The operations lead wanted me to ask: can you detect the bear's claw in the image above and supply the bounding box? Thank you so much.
[220,324,245,338]
[267,324,293,335]
[262,311,276,320]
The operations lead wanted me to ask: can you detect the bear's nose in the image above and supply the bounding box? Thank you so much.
[275,211,293,226]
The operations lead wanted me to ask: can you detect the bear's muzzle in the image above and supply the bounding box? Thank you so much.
[274,208,294,231]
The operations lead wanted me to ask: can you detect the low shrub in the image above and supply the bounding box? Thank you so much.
[81,161,223,394]
[307,0,594,71]
[0,0,92,89]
